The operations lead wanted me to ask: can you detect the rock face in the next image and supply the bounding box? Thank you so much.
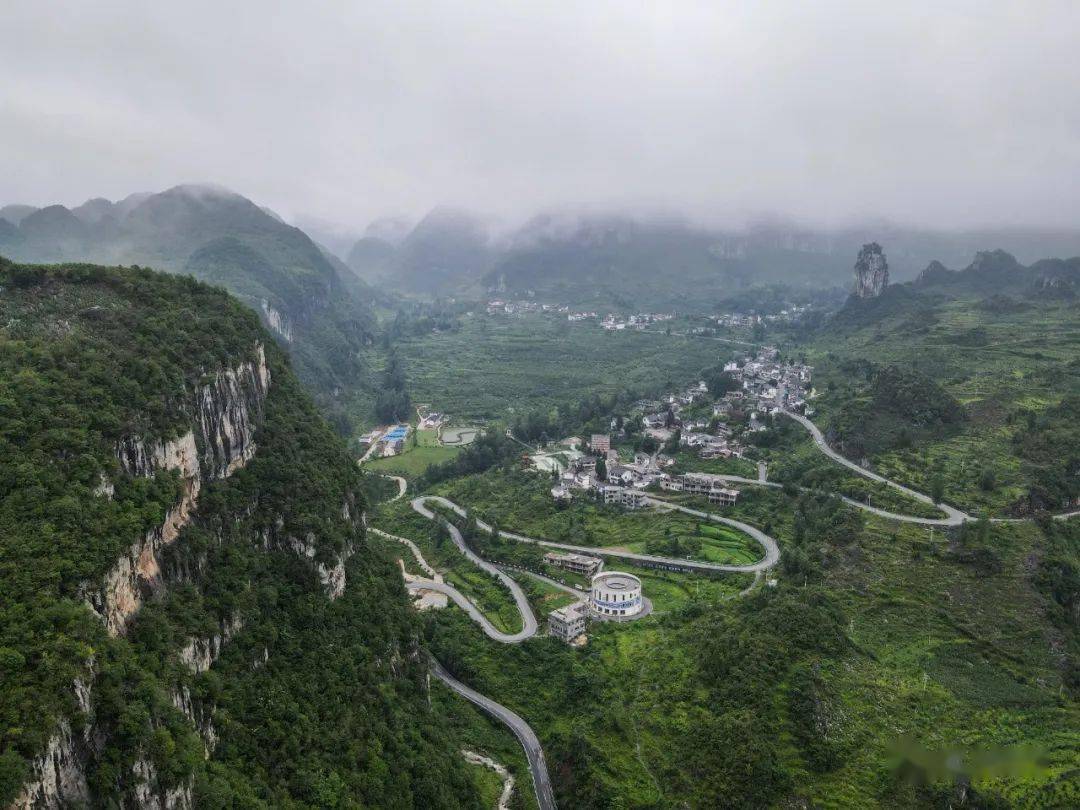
[18,348,272,808]
[179,614,245,675]
[11,671,98,810]
[853,242,890,298]
[87,345,271,636]
[260,299,293,342]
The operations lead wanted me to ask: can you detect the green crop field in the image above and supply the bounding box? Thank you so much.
[365,444,461,477]
[355,313,733,424]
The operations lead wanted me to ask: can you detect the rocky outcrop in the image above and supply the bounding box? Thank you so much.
[130,758,192,810]
[11,670,98,809]
[193,342,270,478]
[915,259,951,286]
[257,493,363,600]
[285,532,352,600]
[89,431,202,635]
[178,614,244,675]
[88,344,270,635]
[170,684,217,753]
[10,722,91,809]
[260,299,293,343]
[853,242,889,298]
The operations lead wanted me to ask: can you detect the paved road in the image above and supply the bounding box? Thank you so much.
[700,474,961,527]
[386,474,407,501]
[415,495,780,574]
[412,497,539,639]
[368,526,440,580]
[779,409,970,525]
[431,658,557,810]
[406,580,535,642]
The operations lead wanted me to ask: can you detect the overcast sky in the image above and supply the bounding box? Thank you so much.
[2,1,1079,232]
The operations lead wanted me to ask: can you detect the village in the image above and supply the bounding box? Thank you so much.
[483,297,813,338]
[538,345,813,509]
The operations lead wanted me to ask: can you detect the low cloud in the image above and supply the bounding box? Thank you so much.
[2,1,1078,231]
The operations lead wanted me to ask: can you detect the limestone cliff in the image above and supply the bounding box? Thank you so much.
[853,242,889,298]
[18,347,271,809]
[87,345,270,635]
[260,298,293,342]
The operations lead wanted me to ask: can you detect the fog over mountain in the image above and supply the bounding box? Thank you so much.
[2,2,1079,233]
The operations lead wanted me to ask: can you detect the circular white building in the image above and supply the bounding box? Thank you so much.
[590,571,643,618]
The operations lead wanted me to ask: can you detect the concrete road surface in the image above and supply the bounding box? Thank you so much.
[431,658,557,810]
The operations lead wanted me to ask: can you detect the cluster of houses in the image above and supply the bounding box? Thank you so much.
[541,348,814,510]
[550,428,742,510]
[485,299,570,315]
[709,305,809,329]
[635,381,747,459]
[600,312,675,330]
[550,436,673,509]
[718,346,814,421]
[659,472,740,505]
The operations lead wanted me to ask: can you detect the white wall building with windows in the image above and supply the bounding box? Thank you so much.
[590,572,643,618]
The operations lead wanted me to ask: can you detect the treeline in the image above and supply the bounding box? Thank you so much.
[420,430,521,486]
[380,301,465,346]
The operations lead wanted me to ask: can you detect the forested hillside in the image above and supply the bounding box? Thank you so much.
[0,186,376,432]
[0,258,478,807]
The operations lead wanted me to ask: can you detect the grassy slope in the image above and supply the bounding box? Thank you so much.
[799,291,1079,514]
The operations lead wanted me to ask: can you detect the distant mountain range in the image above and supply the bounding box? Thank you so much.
[827,248,1080,334]
[0,185,375,422]
[341,208,1080,307]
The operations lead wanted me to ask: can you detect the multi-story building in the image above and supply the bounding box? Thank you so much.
[544,551,602,577]
[590,434,611,453]
[659,473,739,506]
[591,572,644,618]
[600,485,649,510]
[549,602,589,643]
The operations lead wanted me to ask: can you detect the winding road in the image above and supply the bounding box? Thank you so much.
[779,410,971,524]
[411,497,539,640]
[416,495,780,574]
[430,658,557,810]
[377,408,1078,810]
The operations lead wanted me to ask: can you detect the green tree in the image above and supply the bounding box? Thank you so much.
[930,473,946,504]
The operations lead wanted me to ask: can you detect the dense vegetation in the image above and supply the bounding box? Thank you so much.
[0,186,378,434]
[820,361,965,461]
[383,460,1080,807]
[0,259,482,807]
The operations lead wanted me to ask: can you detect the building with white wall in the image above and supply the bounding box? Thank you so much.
[590,572,643,618]
[549,602,589,643]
